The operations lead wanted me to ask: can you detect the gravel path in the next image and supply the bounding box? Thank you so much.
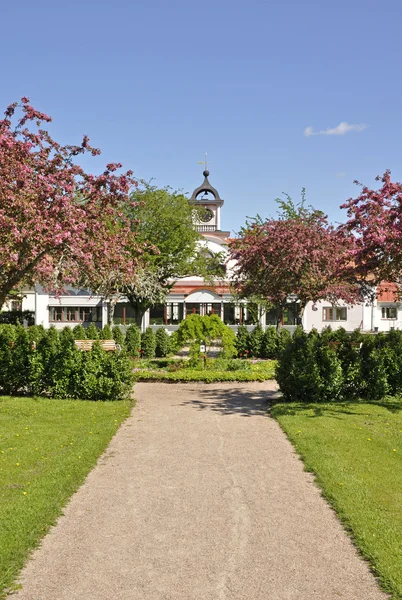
[12,382,387,599]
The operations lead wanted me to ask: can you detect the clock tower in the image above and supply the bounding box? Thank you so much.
[190,168,225,234]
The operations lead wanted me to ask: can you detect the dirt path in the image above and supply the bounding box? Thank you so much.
[12,382,387,599]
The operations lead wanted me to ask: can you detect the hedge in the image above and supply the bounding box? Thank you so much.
[276,326,402,402]
[0,324,134,401]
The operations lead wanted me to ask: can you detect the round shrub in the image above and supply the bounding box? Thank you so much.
[99,324,113,340]
[72,324,86,340]
[125,324,141,357]
[85,322,99,340]
[261,327,278,359]
[236,325,250,358]
[249,324,264,358]
[155,328,170,357]
[112,326,125,348]
[141,327,156,358]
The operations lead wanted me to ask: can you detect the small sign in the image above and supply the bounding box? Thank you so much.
[200,345,206,353]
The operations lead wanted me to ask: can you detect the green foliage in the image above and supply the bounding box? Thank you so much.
[177,314,235,358]
[276,327,402,403]
[249,324,264,357]
[220,327,237,358]
[0,325,134,401]
[261,327,278,359]
[125,324,141,358]
[141,327,156,358]
[155,328,170,357]
[277,328,292,354]
[235,325,250,357]
[85,322,99,340]
[0,310,35,326]
[133,369,272,383]
[112,326,125,348]
[99,324,113,340]
[168,330,182,355]
[72,324,86,340]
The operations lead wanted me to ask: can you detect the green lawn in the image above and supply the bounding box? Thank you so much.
[0,396,131,598]
[271,398,402,599]
[133,358,277,382]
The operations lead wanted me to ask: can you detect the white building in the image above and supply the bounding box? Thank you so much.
[2,170,402,335]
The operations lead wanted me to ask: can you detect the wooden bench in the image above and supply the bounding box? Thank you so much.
[74,339,119,352]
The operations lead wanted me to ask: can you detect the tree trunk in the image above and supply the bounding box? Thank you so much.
[126,297,152,331]
[275,306,283,332]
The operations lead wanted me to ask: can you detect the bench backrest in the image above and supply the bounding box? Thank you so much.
[74,339,118,352]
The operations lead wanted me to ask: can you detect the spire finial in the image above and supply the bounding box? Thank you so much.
[198,152,210,177]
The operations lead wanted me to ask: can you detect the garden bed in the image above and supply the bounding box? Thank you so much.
[132,358,276,382]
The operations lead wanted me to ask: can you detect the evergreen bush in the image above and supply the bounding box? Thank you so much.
[249,324,264,357]
[261,327,278,359]
[99,324,113,340]
[85,322,99,340]
[72,324,86,339]
[141,327,156,358]
[236,325,250,358]
[0,324,134,400]
[155,328,170,357]
[112,326,125,348]
[125,325,141,357]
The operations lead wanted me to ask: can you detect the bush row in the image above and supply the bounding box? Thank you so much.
[70,323,173,359]
[0,324,134,400]
[276,326,402,402]
[235,325,291,359]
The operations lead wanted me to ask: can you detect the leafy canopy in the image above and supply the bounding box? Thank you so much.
[0,98,141,306]
[230,194,360,318]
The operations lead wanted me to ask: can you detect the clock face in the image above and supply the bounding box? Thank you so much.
[199,208,214,223]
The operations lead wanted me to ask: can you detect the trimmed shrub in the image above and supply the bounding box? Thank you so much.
[85,322,99,340]
[112,326,125,348]
[249,324,264,357]
[0,324,134,400]
[155,328,170,357]
[0,310,35,326]
[220,327,237,358]
[277,328,292,355]
[99,324,113,340]
[141,327,156,358]
[72,324,86,340]
[261,327,278,359]
[125,324,141,358]
[236,325,250,358]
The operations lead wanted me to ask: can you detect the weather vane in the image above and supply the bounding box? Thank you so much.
[198,152,210,172]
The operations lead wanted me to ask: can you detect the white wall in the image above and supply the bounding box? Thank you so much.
[35,293,49,328]
[303,300,364,332]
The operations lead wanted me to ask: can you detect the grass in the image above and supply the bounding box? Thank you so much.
[271,398,402,599]
[0,396,131,598]
[133,358,277,382]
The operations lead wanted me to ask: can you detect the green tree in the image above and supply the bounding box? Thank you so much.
[119,183,223,326]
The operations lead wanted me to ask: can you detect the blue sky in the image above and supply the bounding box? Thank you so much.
[2,0,402,235]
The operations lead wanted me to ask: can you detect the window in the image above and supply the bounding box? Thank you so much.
[322,307,347,321]
[381,306,397,319]
[49,306,102,323]
[10,300,22,311]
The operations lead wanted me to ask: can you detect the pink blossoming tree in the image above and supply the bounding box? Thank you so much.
[229,197,360,329]
[0,98,142,307]
[341,171,402,293]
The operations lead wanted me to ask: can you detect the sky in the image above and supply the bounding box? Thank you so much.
[2,0,402,236]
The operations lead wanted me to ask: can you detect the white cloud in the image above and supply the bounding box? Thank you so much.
[336,171,346,178]
[304,121,368,137]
